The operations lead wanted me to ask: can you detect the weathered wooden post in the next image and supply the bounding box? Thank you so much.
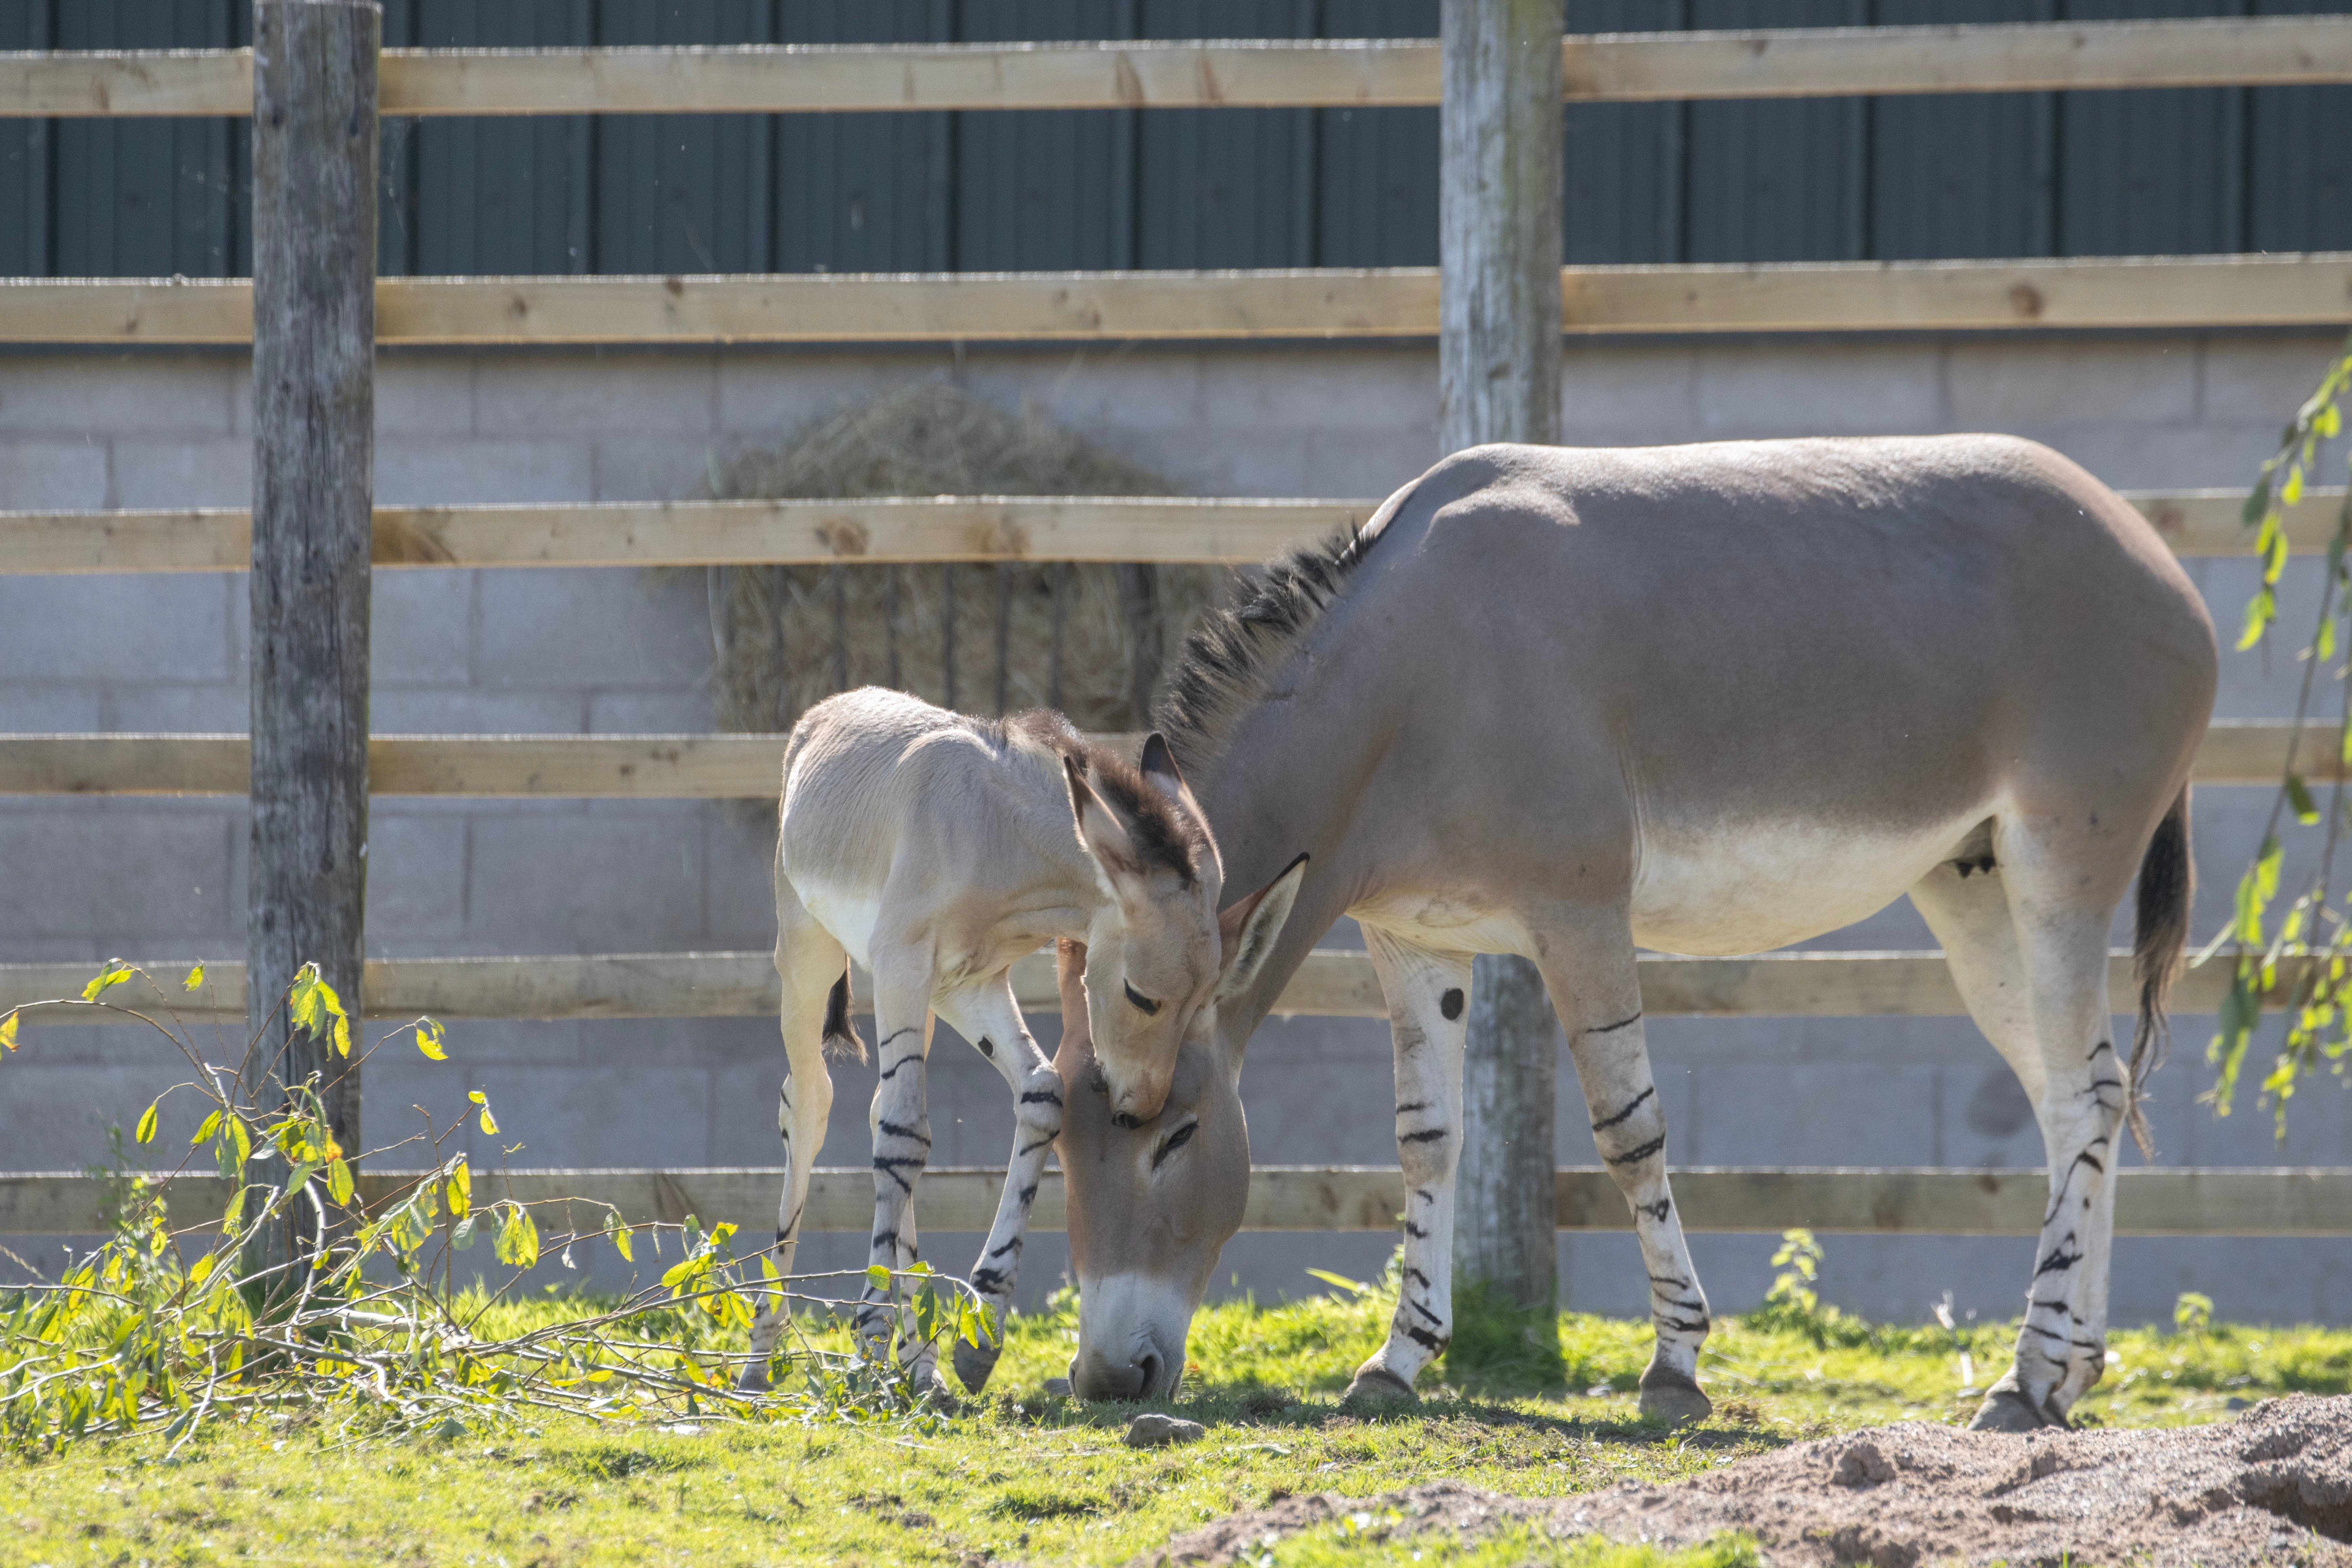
[248,0,378,1191]
[1440,0,1566,1345]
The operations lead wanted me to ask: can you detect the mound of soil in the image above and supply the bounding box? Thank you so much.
[1132,1395,2352,1568]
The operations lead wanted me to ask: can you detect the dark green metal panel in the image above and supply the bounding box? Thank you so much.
[952,0,1138,270]
[2250,0,2352,251]
[1315,0,1438,267]
[0,1,48,278]
[384,1,594,278]
[48,0,249,278]
[2057,0,2250,256]
[1133,0,1318,269]
[1684,0,1870,263]
[773,1,952,273]
[1564,0,1686,265]
[592,1,779,273]
[3,0,2349,277]
[1868,0,2059,260]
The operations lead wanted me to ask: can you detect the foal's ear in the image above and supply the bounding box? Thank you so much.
[1065,754,1143,882]
[1136,733,1199,815]
[1214,852,1309,1003]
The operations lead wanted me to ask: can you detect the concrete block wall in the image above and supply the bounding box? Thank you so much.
[3,331,2349,1332]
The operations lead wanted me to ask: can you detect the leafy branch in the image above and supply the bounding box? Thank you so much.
[0,962,996,1455]
[2209,332,2352,1133]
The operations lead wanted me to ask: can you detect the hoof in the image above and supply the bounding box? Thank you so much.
[734,1362,772,1394]
[1637,1366,1712,1427]
[1044,1376,1074,1398]
[1341,1366,1419,1407]
[952,1336,1002,1395]
[1967,1385,2057,1432]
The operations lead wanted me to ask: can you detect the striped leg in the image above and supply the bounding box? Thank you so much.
[740,882,845,1392]
[1343,931,1474,1401]
[859,956,937,1382]
[932,973,1064,1394]
[1916,848,2127,1429]
[1535,925,1712,1425]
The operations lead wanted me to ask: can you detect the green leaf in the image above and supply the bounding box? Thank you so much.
[287,964,348,1042]
[451,1214,479,1251]
[191,1109,222,1147]
[0,1009,17,1052]
[81,960,133,1003]
[1304,1267,1376,1297]
[865,1264,892,1293]
[446,1158,471,1220]
[328,1158,355,1207]
[605,1207,633,1263]
[2244,474,2273,526]
[2287,774,2320,825]
[415,1019,447,1061]
[332,1013,351,1059]
[182,961,205,992]
[494,1207,540,1270]
[2320,403,2344,439]
[2284,466,2306,508]
[134,1100,159,1145]
[2238,586,2276,651]
[478,1103,498,1136]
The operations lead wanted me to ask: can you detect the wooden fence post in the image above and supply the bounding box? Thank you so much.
[1440,0,1566,1327]
[247,0,378,1196]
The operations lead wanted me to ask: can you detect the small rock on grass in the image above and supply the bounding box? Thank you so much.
[1125,1413,1206,1448]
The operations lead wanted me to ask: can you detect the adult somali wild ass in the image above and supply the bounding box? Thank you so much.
[1052,435,2215,1432]
[737,690,1306,1393]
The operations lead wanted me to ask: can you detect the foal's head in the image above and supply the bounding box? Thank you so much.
[1061,734,1305,1125]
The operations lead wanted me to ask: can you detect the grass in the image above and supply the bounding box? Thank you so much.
[4,1279,2347,1568]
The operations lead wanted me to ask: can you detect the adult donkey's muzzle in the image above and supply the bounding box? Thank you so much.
[1068,1272,1192,1401]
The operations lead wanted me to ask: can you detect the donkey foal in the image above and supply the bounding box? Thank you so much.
[738,688,1305,1395]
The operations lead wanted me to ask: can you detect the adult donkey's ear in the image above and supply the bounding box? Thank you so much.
[1215,852,1309,1003]
[1065,755,1144,884]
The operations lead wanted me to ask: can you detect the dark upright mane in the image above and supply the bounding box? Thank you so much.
[993,708,1208,885]
[1155,515,1389,772]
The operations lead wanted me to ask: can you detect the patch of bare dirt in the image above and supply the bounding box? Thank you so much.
[1130,1394,2352,1568]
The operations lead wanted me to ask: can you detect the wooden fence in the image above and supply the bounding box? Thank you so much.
[0,488,2336,574]
[6,253,2351,344]
[4,16,2348,1249]
[6,1166,2348,1240]
[4,16,2350,118]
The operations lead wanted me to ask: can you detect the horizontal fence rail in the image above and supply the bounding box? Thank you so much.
[0,490,2330,575]
[3,1167,2346,1238]
[0,721,2319,798]
[0,946,2315,1028]
[5,254,2349,346]
[4,18,2351,118]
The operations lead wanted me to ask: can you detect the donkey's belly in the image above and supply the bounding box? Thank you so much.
[1629,815,1977,957]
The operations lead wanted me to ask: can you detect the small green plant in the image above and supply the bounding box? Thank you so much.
[2174,1291,2215,1337]
[0,960,996,1456]
[1744,1229,1872,1349]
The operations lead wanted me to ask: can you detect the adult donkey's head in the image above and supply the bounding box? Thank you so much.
[1052,850,1301,1400]
[1060,735,1305,1126]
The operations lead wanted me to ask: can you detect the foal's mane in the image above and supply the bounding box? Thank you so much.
[1155,517,1388,772]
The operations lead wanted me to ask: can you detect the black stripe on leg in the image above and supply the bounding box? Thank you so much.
[1404,1220,1429,1239]
[1399,1128,1447,1145]
[1401,1324,1445,1353]
[1395,1100,1431,1116]
[989,1236,1022,1259]
[877,1120,931,1145]
[1590,1085,1655,1132]
[1410,1297,1443,1326]
[1659,1316,1709,1334]
[1020,1088,1063,1105]
[873,1156,922,1193]
[1018,1135,1054,1156]
[1587,1011,1642,1036]
[1604,1134,1666,1166]
[1638,1197,1671,1223]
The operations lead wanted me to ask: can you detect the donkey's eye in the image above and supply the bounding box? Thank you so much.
[1152,1122,1197,1168]
[1123,980,1161,1015]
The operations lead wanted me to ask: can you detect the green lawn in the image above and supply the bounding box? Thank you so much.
[5,1274,2347,1568]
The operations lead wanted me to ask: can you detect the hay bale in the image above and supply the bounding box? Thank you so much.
[701,382,1231,737]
